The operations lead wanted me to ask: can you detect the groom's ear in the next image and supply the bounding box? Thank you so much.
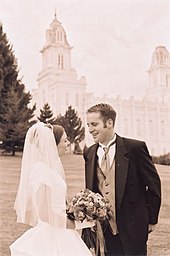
[107,118,113,128]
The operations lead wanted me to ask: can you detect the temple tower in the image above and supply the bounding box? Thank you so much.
[146,46,170,102]
[32,13,86,123]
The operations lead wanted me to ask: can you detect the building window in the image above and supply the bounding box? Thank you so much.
[58,54,64,70]
[51,93,55,106]
[42,90,46,103]
[166,75,170,87]
[136,119,141,136]
[61,55,64,69]
[57,29,63,42]
[148,120,154,137]
[123,118,128,135]
[160,120,165,137]
[58,55,60,68]
[76,94,79,106]
[65,93,69,106]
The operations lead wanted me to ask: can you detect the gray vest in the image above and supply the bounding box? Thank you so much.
[96,160,118,235]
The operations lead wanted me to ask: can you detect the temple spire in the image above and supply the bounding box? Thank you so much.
[54,8,57,19]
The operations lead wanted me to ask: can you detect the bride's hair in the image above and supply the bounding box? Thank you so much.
[52,125,64,145]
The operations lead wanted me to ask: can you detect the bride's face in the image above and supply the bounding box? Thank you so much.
[57,131,70,156]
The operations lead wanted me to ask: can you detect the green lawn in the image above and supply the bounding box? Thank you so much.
[0,154,170,256]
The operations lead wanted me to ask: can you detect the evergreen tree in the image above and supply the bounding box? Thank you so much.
[0,24,35,155]
[56,106,85,153]
[38,103,56,124]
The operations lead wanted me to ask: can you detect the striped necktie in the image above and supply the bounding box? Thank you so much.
[100,140,116,177]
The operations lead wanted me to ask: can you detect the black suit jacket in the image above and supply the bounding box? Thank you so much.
[83,134,161,255]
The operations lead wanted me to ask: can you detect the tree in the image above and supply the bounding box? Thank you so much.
[38,102,56,124]
[152,152,170,166]
[56,106,85,153]
[0,24,36,155]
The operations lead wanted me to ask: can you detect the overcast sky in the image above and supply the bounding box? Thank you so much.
[1,0,170,98]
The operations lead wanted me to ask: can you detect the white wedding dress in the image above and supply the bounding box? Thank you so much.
[10,221,91,256]
[10,123,92,256]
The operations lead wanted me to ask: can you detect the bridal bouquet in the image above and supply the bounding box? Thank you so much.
[67,189,111,256]
[66,189,110,225]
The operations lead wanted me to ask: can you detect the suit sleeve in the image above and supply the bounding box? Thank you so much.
[137,142,161,224]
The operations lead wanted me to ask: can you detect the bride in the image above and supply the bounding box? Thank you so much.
[10,122,92,256]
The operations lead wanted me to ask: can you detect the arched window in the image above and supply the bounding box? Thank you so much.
[61,55,64,69]
[57,29,63,42]
[58,54,64,70]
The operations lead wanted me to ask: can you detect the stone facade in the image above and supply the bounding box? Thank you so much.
[32,16,170,156]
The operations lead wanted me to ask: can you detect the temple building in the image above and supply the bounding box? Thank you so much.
[32,13,86,124]
[32,15,170,156]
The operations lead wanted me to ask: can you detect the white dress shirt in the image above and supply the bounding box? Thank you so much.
[97,134,117,168]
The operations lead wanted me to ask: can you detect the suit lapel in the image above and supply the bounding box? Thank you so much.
[115,135,129,211]
[85,136,129,211]
[85,144,99,190]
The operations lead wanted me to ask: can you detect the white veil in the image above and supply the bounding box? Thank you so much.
[14,122,67,228]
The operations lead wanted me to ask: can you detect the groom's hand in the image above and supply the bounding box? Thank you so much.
[66,218,75,229]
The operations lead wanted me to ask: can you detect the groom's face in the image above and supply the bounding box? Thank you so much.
[86,112,113,145]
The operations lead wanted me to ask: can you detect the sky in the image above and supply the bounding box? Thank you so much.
[1,0,170,98]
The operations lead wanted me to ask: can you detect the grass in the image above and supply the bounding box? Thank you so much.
[0,154,170,256]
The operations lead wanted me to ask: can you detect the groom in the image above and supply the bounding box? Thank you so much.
[82,103,161,256]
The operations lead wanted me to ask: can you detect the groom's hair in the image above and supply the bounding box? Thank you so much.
[86,103,116,127]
